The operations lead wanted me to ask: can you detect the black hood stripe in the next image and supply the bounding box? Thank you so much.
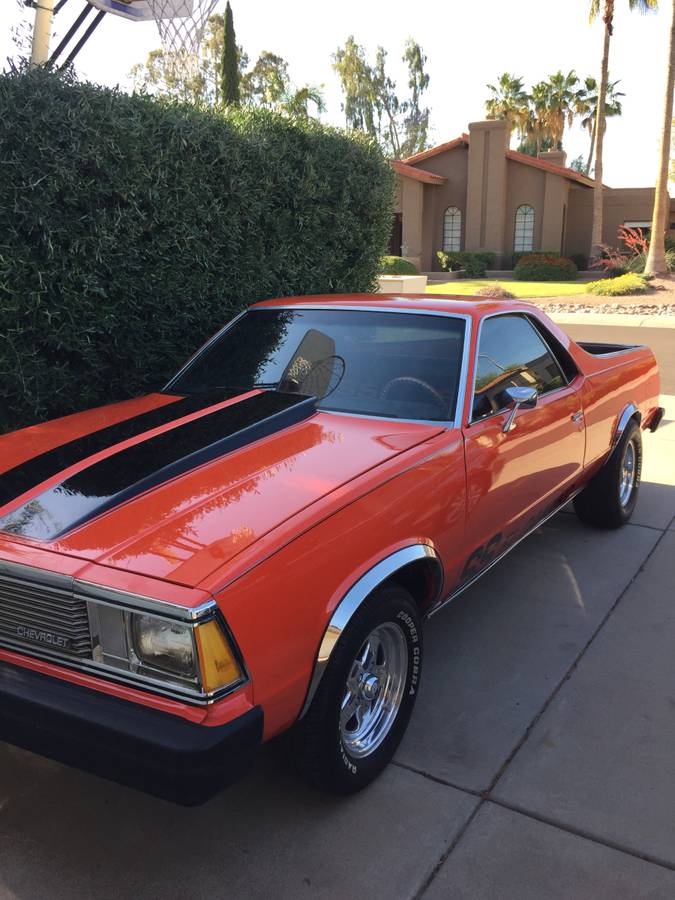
[0,391,315,542]
[0,390,242,509]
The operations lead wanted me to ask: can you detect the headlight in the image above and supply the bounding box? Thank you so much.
[85,597,244,702]
[132,615,196,678]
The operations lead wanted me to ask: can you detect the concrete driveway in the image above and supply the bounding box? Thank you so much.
[1,323,674,899]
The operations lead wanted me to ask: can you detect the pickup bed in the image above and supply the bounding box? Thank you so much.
[577,341,642,356]
[0,295,664,803]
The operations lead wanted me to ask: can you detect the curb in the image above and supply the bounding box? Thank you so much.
[548,312,675,329]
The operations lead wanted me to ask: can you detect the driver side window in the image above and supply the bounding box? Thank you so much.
[472,315,566,421]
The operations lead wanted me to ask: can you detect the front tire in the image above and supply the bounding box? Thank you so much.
[296,583,422,794]
[573,419,642,529]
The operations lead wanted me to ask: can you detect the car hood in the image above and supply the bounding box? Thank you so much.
[0,391,443,587]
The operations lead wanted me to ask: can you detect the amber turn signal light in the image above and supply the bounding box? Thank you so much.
[195,619,243,694]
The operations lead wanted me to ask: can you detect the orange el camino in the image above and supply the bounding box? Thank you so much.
[0,295,664,803]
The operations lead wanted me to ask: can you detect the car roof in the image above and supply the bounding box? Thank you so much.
[250,293,541,323]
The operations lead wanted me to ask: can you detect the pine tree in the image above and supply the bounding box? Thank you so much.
[221,1,239,107]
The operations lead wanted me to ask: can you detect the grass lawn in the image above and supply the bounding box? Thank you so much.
[427,279,591,298]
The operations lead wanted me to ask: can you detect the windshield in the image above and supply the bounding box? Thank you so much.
[168,308,466,422]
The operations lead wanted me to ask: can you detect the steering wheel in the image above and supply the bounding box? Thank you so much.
[380,376,447,416]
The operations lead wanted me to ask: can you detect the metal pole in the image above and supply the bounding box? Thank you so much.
[49,3,93,63]
[29,0,56,67]
[60,9,105,68]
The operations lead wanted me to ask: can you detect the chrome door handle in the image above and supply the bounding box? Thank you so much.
[571,411,584,423]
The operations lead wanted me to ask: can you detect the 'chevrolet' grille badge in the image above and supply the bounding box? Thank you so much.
[15,625,71,651]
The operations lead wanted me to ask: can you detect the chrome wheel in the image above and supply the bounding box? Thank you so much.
[340,622,408,759]
[619,438,637,507]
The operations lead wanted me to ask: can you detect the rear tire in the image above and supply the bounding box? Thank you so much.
[573,419,642,529]
[295,584,422,794]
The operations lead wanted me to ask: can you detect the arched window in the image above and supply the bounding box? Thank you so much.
[443,207,462,252]
[514,205,535,252]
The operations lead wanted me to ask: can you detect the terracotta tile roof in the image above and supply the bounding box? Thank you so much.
[401,132,595,188]
[390,160,447,185]
[402,135,469,165]
[505,149,595,187]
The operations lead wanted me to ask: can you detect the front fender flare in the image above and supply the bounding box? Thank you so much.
[298,544,442,719]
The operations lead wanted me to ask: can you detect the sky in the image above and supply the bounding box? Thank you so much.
[1,0,670,188]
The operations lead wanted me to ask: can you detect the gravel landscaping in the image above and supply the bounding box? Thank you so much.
[541,303,675,316]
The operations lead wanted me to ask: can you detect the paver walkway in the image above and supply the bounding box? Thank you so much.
[0,337,673,900]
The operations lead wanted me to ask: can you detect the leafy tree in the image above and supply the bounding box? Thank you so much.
[241,51,288,107]
[569,154,588,173]
[333,36,430,158]
[130,14,248,105]
[588,0,658,262]
[130,17,321,119]
[333,36,377,137]
[221,1,239,107]
[401,40,430,157]
[485,73,530,140]
[645,0,675,275]
[129,48,206,103]
[578,75,624,173]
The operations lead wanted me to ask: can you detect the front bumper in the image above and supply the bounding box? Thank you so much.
[0,661,262,805]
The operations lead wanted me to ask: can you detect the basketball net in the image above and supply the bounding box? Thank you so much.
[145,0,219,82]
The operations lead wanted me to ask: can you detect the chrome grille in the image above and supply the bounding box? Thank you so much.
[0,567,92,659]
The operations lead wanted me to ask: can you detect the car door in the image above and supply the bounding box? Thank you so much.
[460,313,585,584]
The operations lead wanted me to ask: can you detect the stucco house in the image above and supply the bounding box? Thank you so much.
[391,118,673,271]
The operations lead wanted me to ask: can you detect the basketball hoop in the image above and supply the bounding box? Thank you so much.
[145,0,219,81]
[88,0,219,81]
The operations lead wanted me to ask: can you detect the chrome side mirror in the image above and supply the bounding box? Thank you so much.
[502,386,538,433]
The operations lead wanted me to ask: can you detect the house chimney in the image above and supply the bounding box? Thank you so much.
[465,120,510,264]
[538,149,568,168]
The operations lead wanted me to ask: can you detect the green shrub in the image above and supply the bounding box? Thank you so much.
[587,273,651,296]
[0,67,394,433]
[475,283,515,300]
[627,248,675,274]
[511,250,559,268]
[514,254,577,281]
[569,252,588,271]
[626,253,646,273]
[379,255,418,275]
[436,251,496,277]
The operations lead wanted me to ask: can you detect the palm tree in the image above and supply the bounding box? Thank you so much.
[579,76,624,173]
[543,70,584,147]
[588,0,658,262]
[523,80,553,154]
[485,73,530,142]
[645,0,675,275]
[282,85,326,119]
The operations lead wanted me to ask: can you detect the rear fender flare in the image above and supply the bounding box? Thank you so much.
[298,544,443,719]
[612,403,641,450]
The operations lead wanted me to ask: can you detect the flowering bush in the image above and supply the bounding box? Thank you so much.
[590,226,675,276]
[511,250,559,268]
[513,255,577,281]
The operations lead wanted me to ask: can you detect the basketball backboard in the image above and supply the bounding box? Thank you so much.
[87,0,193,21]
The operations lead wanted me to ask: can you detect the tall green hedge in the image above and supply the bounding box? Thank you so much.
[0,67,394,433]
